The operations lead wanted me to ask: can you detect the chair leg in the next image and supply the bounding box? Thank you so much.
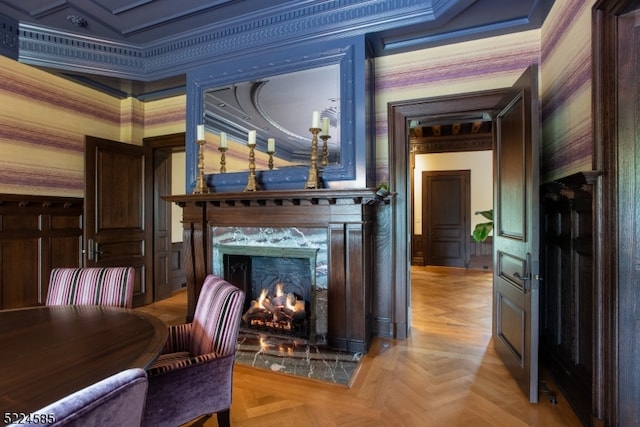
[216,409,230,427]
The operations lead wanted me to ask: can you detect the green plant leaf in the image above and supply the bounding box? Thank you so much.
[475,209,493,221]
[472,222,493,242]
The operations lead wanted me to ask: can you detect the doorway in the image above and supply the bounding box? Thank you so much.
[143,132,186,302]
[391,68,541,402]
[389,89,509,339]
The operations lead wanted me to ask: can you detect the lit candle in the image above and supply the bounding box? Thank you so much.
[248,130,256,146]
[267,138,275,152]
[321,117,330,136]
[196,124,205,141]
[311,111,320,128]
[220,132,227,148]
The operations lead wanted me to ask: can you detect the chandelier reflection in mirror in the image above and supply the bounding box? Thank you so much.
[203,64,341,170]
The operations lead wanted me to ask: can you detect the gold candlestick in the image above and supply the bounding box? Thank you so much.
[305,127,321,189]
[267,150,275,170]
[193,138,210,194]
[320,134,330,167]
[244,144,260,191]
[219,147,227,173]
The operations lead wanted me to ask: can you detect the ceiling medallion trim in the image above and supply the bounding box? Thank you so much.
[15,0,434,82]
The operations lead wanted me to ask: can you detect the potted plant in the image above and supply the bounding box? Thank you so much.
[472,209,493,242]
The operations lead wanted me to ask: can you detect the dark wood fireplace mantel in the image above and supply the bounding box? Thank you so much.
[165,188,386,353]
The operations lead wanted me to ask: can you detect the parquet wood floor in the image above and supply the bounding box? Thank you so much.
[136,266,583,426]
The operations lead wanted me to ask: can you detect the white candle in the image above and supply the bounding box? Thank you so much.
[311,111,320,128]
[248,130,256,146]
[321,117,330,136]
[267,138,275,152]
[220,132,227,148]
[196,124,205,141]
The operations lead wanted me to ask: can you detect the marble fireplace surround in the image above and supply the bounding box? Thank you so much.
[166,189,379,353]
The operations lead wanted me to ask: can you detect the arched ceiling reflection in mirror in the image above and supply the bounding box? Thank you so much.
[203,64,341,165]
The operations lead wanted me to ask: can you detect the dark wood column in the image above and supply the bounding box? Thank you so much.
[175,201,208,322]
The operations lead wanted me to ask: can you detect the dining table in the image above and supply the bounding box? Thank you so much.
[0,304,167,421]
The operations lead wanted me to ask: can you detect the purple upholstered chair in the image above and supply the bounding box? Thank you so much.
[46,267,134,309]
[9,368,148,427]
[142,275,245,427]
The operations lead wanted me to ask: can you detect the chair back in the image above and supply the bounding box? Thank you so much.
[46,267,135,309]
[190,275,245,357]
[9,368,147,427]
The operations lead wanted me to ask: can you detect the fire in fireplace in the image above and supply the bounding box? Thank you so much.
[214,243,321,341]
[242,283,308,335]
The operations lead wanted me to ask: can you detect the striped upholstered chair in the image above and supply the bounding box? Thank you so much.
[142,275,245,427]
[46,267,135,309]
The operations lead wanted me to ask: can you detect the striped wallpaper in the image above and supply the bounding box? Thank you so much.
[0,0,596,196]
[540,0,595,181]
[374,29,541,184]
[0,55,186,197]
[374,0,596,184]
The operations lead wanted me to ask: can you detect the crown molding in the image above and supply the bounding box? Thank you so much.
[0,13,19,60]
[15,0,440,82]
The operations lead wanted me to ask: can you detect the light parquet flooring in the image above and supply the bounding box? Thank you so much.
[136,266,583,427]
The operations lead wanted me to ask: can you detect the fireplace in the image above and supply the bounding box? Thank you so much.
[167,189,379,353]
[215,244,321,342]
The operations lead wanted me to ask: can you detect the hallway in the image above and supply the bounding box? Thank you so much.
[136,266,581,426]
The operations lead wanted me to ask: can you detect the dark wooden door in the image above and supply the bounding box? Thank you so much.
[152,149,173,301]
[492,65,541,402]
[143,132,185,303]
[422,170,470,268]
[85,136,151,307]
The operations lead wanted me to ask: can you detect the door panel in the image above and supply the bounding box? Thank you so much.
[423,170,470,267]
[85,136,151,307]
[493,64,540,402]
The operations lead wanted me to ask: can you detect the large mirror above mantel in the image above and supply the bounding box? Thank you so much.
[203,64,342,166]
[185,37,371,193]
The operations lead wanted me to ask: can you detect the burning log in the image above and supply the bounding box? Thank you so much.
[242,283,307,335]
[271,295,287,307]
[261,299,278,314]
[242,304,266,324]
[273,310,292,323]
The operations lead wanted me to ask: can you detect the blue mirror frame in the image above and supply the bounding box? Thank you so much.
[185,37,365,192]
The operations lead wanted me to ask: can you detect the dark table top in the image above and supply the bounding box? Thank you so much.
[0,305,167,417]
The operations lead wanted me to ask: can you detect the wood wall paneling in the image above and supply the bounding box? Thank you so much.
[540,172,598,426]
[0,195,83,309]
